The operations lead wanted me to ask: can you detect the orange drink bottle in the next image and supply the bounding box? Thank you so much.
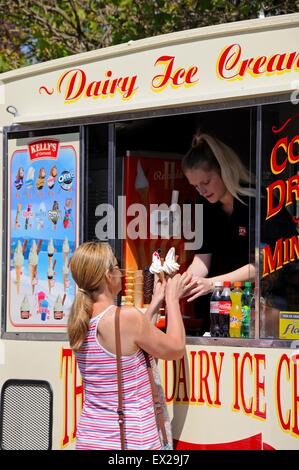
[229,282,243,338]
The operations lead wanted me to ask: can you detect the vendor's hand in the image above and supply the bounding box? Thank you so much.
[186,277,213,302]
[166,272,198,301]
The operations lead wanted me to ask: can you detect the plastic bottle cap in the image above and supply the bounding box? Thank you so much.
[234,281,242,287]
[244,281,252,287]
[223,281,231,287]
[214,281,223,287]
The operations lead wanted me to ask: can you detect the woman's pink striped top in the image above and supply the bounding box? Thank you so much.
[74,305,162,450]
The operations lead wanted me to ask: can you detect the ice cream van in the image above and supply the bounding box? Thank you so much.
[0,12,299,451]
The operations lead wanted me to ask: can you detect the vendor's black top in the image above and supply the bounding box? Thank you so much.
[194,190,297,331]
[195,194,255,278]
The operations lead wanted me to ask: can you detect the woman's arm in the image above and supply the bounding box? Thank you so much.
[125,273,195,360]
[187,263,256,302]
[144,278,165,323]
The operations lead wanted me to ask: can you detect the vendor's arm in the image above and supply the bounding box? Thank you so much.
[187,253,211,278]
[187,263,255,302]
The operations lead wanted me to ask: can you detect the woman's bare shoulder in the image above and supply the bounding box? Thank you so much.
[119,305,143,319]
[118,306,146,332]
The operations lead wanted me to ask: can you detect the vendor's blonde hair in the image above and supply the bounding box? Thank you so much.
[68,241,115,351]
[182,132,255,202]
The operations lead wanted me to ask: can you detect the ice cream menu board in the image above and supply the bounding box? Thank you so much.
[6,133,80,332]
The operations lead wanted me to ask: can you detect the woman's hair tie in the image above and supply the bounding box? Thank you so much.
[78,287,88,295]
[191,132,205,149]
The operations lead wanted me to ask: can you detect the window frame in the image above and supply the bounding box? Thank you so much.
[2,92,297,348]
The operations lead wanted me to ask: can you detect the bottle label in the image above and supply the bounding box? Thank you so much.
[210,301,219,314]
[219,301,231,315]
[230,316,242,328]
[242,305,250,322]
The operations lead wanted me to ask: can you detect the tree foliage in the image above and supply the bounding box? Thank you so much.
[0,0,298,72]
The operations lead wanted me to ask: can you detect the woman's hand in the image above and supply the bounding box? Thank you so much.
[166,272,197,301]
[152,277,166,303]
[186,277,213,302]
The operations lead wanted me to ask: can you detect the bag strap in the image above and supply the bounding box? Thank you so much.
[115,306,125,450]
[142,350,168,447]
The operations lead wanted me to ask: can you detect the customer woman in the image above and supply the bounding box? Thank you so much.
[68,241,193,450]
[182,131,297,332]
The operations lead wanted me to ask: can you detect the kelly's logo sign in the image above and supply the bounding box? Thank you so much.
[28,139,59,160]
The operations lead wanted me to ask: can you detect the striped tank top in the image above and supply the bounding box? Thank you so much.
[74,305,162,450]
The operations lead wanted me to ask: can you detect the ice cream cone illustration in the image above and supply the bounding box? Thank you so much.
[63,261,70,293]
[22,239,28,255]
[35,167,46,191]
[47,238,54,261]
[20,295,31,319]
[135,160,149,206]
[14,240,24,294]
[62,237,70,264]
[24,203,32,230]
[36,202,46,230]
[36,239,42,254]
[14,203,22,229]
[14,167,24,193]
[53,294,64,320]
[48,201,60,229]
[47,262,55,294]
[25,167,35,197]
[29,240,39,294]
[63,198,73,229]
[47,165,57,194]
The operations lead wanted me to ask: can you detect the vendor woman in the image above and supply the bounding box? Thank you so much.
[182,131,297,334]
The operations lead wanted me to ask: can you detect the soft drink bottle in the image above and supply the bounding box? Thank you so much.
[219,281,231,337]
[229,282,243,338]
[241,281,253,338]
[210,281,223,337]
[250,289,256,339]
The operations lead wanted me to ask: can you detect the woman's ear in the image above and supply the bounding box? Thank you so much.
[104,269,112,285]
